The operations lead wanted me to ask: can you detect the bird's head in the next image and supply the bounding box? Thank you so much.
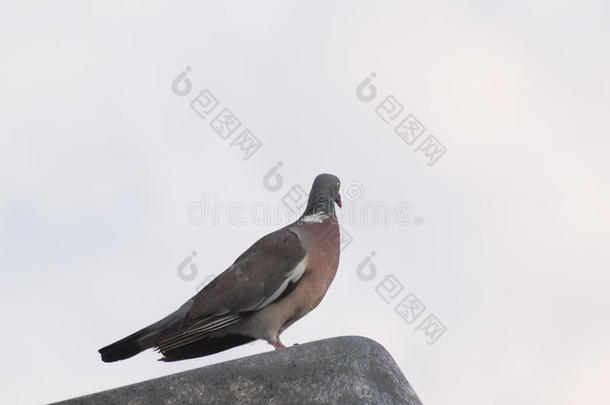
[303,173,342,216]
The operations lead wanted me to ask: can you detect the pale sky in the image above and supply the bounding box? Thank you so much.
[1,1,609,404]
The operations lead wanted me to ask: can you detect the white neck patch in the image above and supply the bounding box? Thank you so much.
[301,212,330,223]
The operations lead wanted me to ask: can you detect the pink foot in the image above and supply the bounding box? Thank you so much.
[271,339,286,350]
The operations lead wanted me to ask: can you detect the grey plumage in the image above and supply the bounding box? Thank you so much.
[99,173,342,362]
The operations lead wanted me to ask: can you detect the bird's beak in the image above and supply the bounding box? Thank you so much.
[335,194,342,208]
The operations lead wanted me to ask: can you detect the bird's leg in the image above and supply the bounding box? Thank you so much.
[270,339,286,350]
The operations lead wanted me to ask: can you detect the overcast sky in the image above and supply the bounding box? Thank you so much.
[1,1,609,404]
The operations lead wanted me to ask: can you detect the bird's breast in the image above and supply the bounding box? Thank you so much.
[298,217,340,294]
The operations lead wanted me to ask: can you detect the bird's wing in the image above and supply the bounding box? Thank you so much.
[157,227,306,352]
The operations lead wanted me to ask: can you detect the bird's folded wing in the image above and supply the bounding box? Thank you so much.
[157,227,306,351]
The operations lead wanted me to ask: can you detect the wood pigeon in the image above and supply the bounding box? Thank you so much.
[99,173,343,362]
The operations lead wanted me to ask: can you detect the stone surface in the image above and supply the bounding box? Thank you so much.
[52,336,423,405]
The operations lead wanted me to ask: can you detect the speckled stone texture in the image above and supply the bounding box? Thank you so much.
[52,336,423,405]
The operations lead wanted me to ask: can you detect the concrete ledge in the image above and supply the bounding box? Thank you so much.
[53,336,422,405]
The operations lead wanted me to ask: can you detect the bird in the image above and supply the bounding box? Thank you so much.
[99,173,343,362]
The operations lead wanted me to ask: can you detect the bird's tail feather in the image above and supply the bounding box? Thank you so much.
[99,302,190,362]
[98,324,158,362]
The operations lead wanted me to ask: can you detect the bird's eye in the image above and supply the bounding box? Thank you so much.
[337,182,340,188]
